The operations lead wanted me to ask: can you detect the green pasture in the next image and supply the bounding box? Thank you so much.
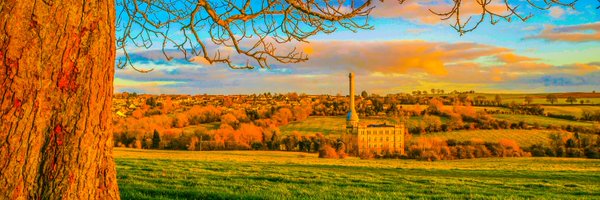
[414,129,559,147]
[279,116,428,136]
[279,116,347,136]
[115,148,600,199]
[493,114,595,127]
[542,106,600,118]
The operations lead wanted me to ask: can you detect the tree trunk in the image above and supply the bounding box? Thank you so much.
[0,0,119,199]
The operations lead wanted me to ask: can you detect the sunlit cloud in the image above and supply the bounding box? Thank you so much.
[549,7,565,19]
[527,22,600,42]
[114,38,600,94]
[112,2,600,94]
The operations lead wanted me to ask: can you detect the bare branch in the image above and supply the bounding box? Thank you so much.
[117,0,374,71]
[423,0,578,35]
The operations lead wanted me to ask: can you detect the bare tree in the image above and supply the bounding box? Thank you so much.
[524,96,534,105]
[547,94,559,104]
[0,0,578,199]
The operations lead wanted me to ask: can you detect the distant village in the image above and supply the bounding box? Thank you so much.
[113,90,600,120]
[111,87,600,160]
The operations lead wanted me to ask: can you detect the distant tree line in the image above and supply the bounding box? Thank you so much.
[527,133,600,159]
[396,138,531,161]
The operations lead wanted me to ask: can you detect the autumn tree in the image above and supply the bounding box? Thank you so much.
[524,96,534,105]
[566,96,577,104]
[495,94,503,106]
[475,96,486,106]
[1,0,575,198]
[152,129,161,149]
[547,94,558,104]
[220,113,240,129]
[361,91,369,98]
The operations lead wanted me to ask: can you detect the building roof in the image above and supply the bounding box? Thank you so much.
[366,123,395,128]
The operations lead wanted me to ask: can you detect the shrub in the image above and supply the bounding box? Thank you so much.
[567,148,585,157]
[547,113,577,121]
[498,139,521,151]
[529,144,550,157]
[359,150,375,160]
[319,145,339,159]
[251,142,264,150]
[585,148,600,159]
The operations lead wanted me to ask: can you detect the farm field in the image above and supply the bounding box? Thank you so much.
[493,114,596,127]
[414,130,560,147]
[115,148,600,199]
[427,93,600,105]
[542,106,600,118]
[182,122,220,132]
[279,116,433,136]
[279,114,595,137]
[279,116,400,136]
[279,116,347,136]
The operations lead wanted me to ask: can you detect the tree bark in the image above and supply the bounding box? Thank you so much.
[0,0,119,199]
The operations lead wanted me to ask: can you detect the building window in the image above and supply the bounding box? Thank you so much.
[386,137,389,141]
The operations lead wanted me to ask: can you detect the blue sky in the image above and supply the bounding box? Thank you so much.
[115,0,600,95]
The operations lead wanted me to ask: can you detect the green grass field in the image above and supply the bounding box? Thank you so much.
[279,116,436,136]
[493,114,595,127]
[542,106,600,118]
[115,148,600,199]
[279,113,595,138]
[182,123,220,132]
[414,130,559,147]
[279,116,400,136]
[427,92,600,105]
[279,116,347,135]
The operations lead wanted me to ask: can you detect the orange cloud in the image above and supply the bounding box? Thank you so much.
[528,22,600,42]
[492,53,553,73]
[496,53,538,63]
[567,63,600,75]
[298,40,510,76]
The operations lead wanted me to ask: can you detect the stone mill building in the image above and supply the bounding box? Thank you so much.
[345,73,405,154]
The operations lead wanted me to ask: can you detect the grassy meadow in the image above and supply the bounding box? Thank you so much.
[115,148,600,199]
[278,116,441,136]
[279,114,596,137]
[493,114,595,127]
[542,106,600,118]
[432,92,600,105]
[279,116,399,136]
[413,129,559,147]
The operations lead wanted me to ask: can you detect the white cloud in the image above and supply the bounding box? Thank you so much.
[549,7,565,19]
